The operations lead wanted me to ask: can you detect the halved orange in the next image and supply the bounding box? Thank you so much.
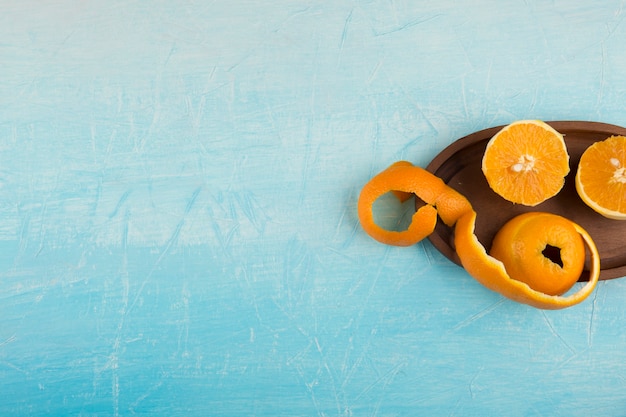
[575,135,626,220]
[481,120,570,206]
[489,212,585,296]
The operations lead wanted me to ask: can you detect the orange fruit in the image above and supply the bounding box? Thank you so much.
[454,211,599,309]
[357,161,472,246]
[575,135,626,219]
[489,212,585,295]
[358,160,600,309]
[481,120,570,206]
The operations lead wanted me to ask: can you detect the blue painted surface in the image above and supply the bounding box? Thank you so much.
[2,1,626,415]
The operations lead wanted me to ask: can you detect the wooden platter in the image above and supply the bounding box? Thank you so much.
[425,121,626,281]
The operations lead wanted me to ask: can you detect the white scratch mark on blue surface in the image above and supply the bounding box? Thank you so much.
[338,8,353,51]
[596,42,606,111]
[588,282,600,348]
[541,311,576,355]
[314,337,343,416]
[468,366,484,398]
[451,299,505,331]
[108,189,132,219]
[0,357,26,376]
[128,186,202,313]
[367,59,383,85]
[373,13,442,36]
[421,241,438,267]
[460,76,470,120]
[332,200,352,245]
[129,378,164,414]
[0,334,17,348]
[110,207,131,417]
[270,5,313,35]
[604,1,626,38]
[354,360,407,402]
[298,362,323,417]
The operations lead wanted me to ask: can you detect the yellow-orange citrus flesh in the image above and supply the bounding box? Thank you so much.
[575,135,626,220]
[489,213,585,295]
[482,120,570,206]
[454,211,599,310]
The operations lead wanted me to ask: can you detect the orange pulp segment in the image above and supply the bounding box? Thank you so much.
[482,120,570,206]
[575,135,626,219]
[454,211,600,310]
[489,212,585,296]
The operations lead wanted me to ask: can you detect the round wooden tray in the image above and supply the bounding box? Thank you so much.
[425,121,626,281]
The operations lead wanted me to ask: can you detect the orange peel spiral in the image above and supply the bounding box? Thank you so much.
[357,161,472,246]
[357,161,600,309]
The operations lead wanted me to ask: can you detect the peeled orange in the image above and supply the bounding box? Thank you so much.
[358,161,600,309]
[454,210,599,310]
[482,120,570,206]
[489,212,585,295]
[575,135,626,220]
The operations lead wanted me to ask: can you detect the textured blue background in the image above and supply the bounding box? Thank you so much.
[2,1,626,416]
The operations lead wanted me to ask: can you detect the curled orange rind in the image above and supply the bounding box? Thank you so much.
[358,161,600,309]
[357,161,472,246]
[454,211,600,310]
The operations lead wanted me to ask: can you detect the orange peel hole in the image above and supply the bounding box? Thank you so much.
[358,161,600,309]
